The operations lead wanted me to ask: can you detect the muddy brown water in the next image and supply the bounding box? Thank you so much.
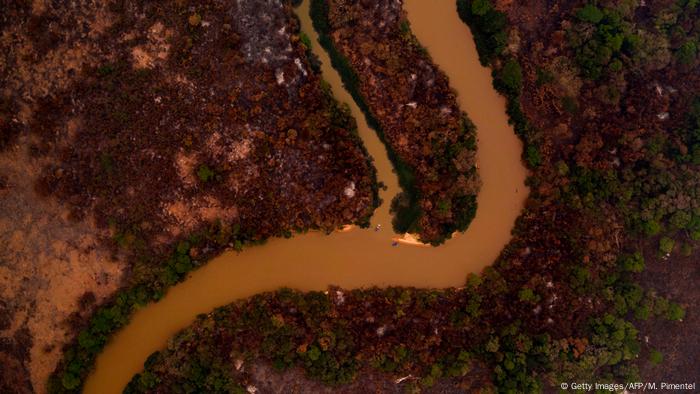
[84,1,527,392]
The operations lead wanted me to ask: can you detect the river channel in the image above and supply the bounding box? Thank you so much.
[84,1,527,391]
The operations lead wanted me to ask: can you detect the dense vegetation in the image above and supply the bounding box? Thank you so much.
[124,0,697,392]
[308,0,424,235]
[33,0,697,392]
[457,0,537,165]
[42,1,378,392]
[312,0,481,244]
[126,262,683,393]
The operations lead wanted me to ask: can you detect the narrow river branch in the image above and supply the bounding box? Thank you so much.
[84,1,527,392]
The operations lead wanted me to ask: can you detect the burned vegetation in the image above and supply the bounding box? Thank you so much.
[311,0,481,244]
[1,0,377,392]
[33,0,378,255]
[122,0,700,393]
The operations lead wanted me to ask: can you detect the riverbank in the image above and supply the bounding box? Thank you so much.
[0,1,378,392]
[80,0,528,392]
[311,0,481,244]
[115,0,697,392]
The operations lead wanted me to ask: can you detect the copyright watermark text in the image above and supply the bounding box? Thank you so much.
[559,381,696,391]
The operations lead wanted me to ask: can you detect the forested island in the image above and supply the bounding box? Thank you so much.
[311,0,481,243]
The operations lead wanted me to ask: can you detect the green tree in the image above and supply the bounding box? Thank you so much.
[498,59,523,95]
[666,303,685,321]
[577,4,604,24]
[658,237,675,255]
[676,40,698,65]
[619,252,645,272]
[649,349,663,365]
[197,164,215,182]
[471,0,492,16]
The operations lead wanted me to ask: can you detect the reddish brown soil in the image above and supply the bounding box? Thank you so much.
[636,244,699,385]
[0,137,125,394]
[30,0,376,253]
[0,1,377,391]
[246,362,492,394]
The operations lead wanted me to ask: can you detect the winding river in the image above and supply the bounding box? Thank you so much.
[85,1,527,392]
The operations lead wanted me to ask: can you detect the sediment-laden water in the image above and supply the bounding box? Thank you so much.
[85,1,527,392]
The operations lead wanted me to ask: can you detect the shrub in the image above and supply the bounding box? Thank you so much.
[470,0,492,16]
[658,237,675,255]
[652,296,670,316]
[649,349,663,365]
[577,4,604,24]
[197,164,215,183]
[669,210,691,229]
[642,220,662,236]
[633,304,650,320]
[681,242,693,256]
[619,252,645,272]
[299,32,312,49]
[518,287,540,303]
[496,59,523,95]
[61,373,81,390]
[525,145,542,167]
[676,40,698,65]
[665,303,685,321]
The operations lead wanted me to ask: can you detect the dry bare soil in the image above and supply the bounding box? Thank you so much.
[0,1,376,392]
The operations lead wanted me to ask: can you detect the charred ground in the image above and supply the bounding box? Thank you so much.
[311,0,481,244]
[124,0,699,392]
[0,0,377,392]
